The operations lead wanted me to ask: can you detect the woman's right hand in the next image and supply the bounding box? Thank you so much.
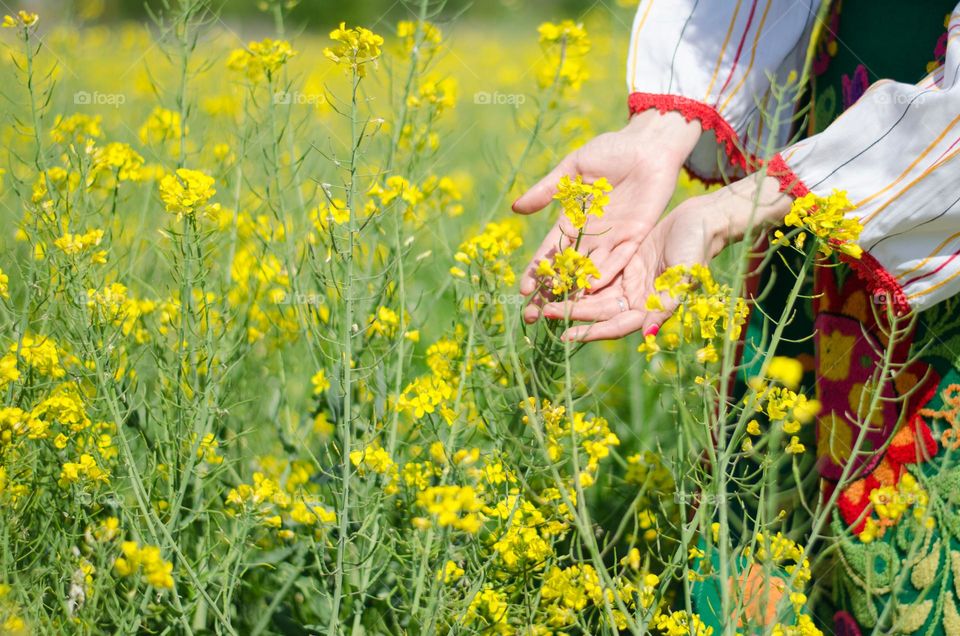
[513,109,702,306]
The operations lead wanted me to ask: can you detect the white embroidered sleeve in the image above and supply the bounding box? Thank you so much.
[627,0,820,183]
[772,5,960,313]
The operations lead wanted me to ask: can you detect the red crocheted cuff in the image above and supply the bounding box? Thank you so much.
[766,153,810,198]
[627,92,751,183]
[843,252,911,316]
[766,153,912,316]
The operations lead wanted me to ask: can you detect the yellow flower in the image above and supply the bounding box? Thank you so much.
[323,23,384,76]
[654,610,713,636]
[620,547,642,570]
[94,517,120,542]
[114,541,174,589]
[93,142,144,182]
[226,38,296,81]
[290,501,336,525]
[696,343,718,364]
[415,484,484,532]
[311,369,330,395]
[536,247,599,296]
[50,113,102,144]
[553,174,611,230]
[397,20,442,53]
[437,560,464,584]
[538,20,589,54]
[465,586,510,629]
[643,264,749,351]
[0,269,8,299]
[785,436,806,454]
[159,168,219,219]
[397,374,454,419]
[3,11,38,28]
[311,198,351,230]
[58,453,110,488]
[637,333,660,361]
[537,21,590,91]
[349,442,395,475]
[451,220,523,286]
[139,106,185,147]
[196,433,223,465]
[54,228,105,257]
[367,306,400,338]
[225,472,288,511]
[767,356,803,390]
[784,190,862,258]
[407,77,458,114]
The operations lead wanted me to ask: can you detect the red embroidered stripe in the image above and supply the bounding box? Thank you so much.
[627,92,750,175]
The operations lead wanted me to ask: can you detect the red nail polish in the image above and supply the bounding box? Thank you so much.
[644,324,660,337]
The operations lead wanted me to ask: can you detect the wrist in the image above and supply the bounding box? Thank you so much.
[708,175,792,255]
[623,109,701,166]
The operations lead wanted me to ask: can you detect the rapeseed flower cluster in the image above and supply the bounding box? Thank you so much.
[537,20,591,91]
[226,38,297,81]
[857,472,933,542]
[536,247,600,297]
[553,174,612,230]
[639,264,748,363]
[323,23,384,76]
[114,542,174,590]
[2,11,38,29]
[744,374,821,455]
[159,168,219,219]
[783,189,862,258]
[451,220,524,285]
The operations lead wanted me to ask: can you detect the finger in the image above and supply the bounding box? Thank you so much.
[639,292,683,335]
[520,225,564,296]
[523,293,546,323]
[561,310,647,342]
[591,240,638,292]
[512,153,577,214]
[583,246,609,290]
[542,295,626,322]
[640,307,675,336]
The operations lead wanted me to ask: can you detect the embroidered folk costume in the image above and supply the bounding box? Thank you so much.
[627,1,960,632]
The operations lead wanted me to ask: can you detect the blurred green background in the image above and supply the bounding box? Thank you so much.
[42,0,633,29]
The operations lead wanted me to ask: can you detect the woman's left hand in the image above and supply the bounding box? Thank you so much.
[535,175,791,342]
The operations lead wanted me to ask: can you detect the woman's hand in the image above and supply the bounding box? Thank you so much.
[513,110,702,296]
[537,174,792,341]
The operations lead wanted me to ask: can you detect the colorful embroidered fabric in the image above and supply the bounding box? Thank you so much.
[796,0,960,636]
[755,2,960,633]
[626,0,960,632]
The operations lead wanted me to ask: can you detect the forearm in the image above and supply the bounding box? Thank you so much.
[700,174,792,258]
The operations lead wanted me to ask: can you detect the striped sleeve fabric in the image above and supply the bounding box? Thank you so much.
[771,5,960,314]
[626,0,821,183]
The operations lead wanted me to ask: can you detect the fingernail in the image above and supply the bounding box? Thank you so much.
[644,324,660,337]
[511,197,520,209]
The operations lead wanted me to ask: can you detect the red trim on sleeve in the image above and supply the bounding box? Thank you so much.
[627,92,754,181]
[841,251,912,316]
[766,153,913,316]
[766,153,810,198]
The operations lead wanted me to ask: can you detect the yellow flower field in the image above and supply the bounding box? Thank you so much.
[0,2,867,634]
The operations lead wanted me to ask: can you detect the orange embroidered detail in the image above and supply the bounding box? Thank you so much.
[920,383,960,450]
